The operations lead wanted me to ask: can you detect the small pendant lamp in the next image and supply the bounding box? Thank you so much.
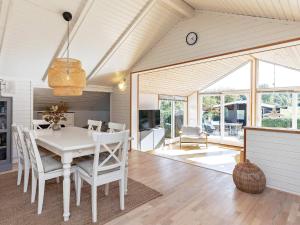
[48,12,86,96]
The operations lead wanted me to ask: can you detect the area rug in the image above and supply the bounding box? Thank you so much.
[0,172,161,225]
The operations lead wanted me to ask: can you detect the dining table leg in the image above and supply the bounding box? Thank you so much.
[61,154,72,221]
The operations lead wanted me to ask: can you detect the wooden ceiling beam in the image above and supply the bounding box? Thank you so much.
[160,0,194,18]
[86,0,156,81]
[42,0,95,81]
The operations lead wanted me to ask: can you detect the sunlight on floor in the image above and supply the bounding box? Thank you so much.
[148,143,241,174]
[187,152,238,165]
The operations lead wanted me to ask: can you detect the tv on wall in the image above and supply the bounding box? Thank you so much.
[139,110,160,131]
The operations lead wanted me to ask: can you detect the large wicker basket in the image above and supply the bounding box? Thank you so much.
[233,160,266,194]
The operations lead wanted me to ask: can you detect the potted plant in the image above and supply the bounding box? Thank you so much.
[43,102,67,131]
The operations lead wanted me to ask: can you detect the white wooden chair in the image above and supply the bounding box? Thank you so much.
[88,120,102,132]
[22,128,77,214]
[105,122,126,195]
[32,119,51,130]
[12,124,30,192]
[108,122,126,133]
[76,130,129,223]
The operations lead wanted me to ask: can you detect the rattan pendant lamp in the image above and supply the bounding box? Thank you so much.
[48,12,86,96]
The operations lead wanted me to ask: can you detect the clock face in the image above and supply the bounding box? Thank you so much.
[186,32,198,45]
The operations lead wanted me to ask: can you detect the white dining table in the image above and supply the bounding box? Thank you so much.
[35,126,129,221]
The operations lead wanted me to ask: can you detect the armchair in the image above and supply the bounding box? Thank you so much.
[179,126,208,148]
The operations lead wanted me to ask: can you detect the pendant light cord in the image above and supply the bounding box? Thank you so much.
[67,20,70,62]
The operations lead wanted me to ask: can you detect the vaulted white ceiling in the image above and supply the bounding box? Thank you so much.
[1,0,300,88]
[139,55,251,96]
[0,0,187,86]
[185,0,300,21]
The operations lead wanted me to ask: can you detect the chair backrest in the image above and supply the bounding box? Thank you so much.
[92,130,129,177]
[108,122,126,133]
[32,120,51,130]
[23,128,44,173]
[12,124,29,163]
[88,120,102,132]
[182,126,200,136]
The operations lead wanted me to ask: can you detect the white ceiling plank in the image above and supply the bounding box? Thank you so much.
[86,0,156,80]
[0,0,84,81]
[185,0,300,21]
[0,0,11,56]
[139,55,251,96]
[160,0,194,18]
[41,0,95,81]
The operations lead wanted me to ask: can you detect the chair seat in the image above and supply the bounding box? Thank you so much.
[77,157,120,176]
[38,146,54,157]
[42,157,62,173]
[181,134,204,139]
[181,135,206,143]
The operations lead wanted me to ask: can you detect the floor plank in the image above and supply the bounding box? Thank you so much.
[107,150,300,225]
[148,143,241,174]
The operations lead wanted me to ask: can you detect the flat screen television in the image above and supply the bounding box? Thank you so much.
[139,110,160,131]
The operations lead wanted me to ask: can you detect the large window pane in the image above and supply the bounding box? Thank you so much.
[224,95,247,140]
[260,93,292,128]
[159,100,172,138]
[202,62,250,93]
[258,61,300,89]
[202,96,221,136]
[175,101,184,137]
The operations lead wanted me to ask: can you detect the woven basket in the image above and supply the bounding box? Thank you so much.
[233,160,266,194]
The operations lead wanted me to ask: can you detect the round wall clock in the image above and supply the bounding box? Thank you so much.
[186,32,198,45]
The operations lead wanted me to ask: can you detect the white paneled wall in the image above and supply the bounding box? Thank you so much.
[134,11,300,71]
[246,128,300,196]
[187,92,198,126]
[110,75,131,131]
[3,80,32,161]
[139,93,158,110]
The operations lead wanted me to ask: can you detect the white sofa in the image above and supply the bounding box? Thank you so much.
[179,126,208,148]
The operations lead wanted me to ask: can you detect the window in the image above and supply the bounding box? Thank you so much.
[224,95,247,140]
[258,61,300,89]
[202,96,221,136]
[260,93,293,128]
[159,100,172,138]
[257,61,300,129]
[200,62,251,144]
[159,96,187,139]
[202,62,251,93]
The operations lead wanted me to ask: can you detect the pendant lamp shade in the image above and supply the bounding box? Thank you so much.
[48,11,86,96]
[48,58,86,96]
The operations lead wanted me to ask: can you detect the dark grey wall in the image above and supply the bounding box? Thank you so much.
[33,88,110,127]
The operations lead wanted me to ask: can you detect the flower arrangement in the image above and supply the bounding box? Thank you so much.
[43,102,67,130]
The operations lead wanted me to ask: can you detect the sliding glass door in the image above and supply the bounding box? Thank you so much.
[159,96,187,140]
[224,94,248,141]
[202,96,221,137]
[159,100,172,138]
[201,94,249,144]
[175,101,185,137]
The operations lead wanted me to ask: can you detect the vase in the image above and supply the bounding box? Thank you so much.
[52,123,61,131]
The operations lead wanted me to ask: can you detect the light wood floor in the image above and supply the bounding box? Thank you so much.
[107,150,300,225]
[148,143,242,174]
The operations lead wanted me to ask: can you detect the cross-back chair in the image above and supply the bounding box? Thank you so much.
[23,128,77,214]
[12,124,30,192]
[87,120,102,132]
[76,130,129,223]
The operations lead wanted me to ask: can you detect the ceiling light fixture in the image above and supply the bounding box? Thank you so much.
[118,78,127,91]
[48,11,86,96]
